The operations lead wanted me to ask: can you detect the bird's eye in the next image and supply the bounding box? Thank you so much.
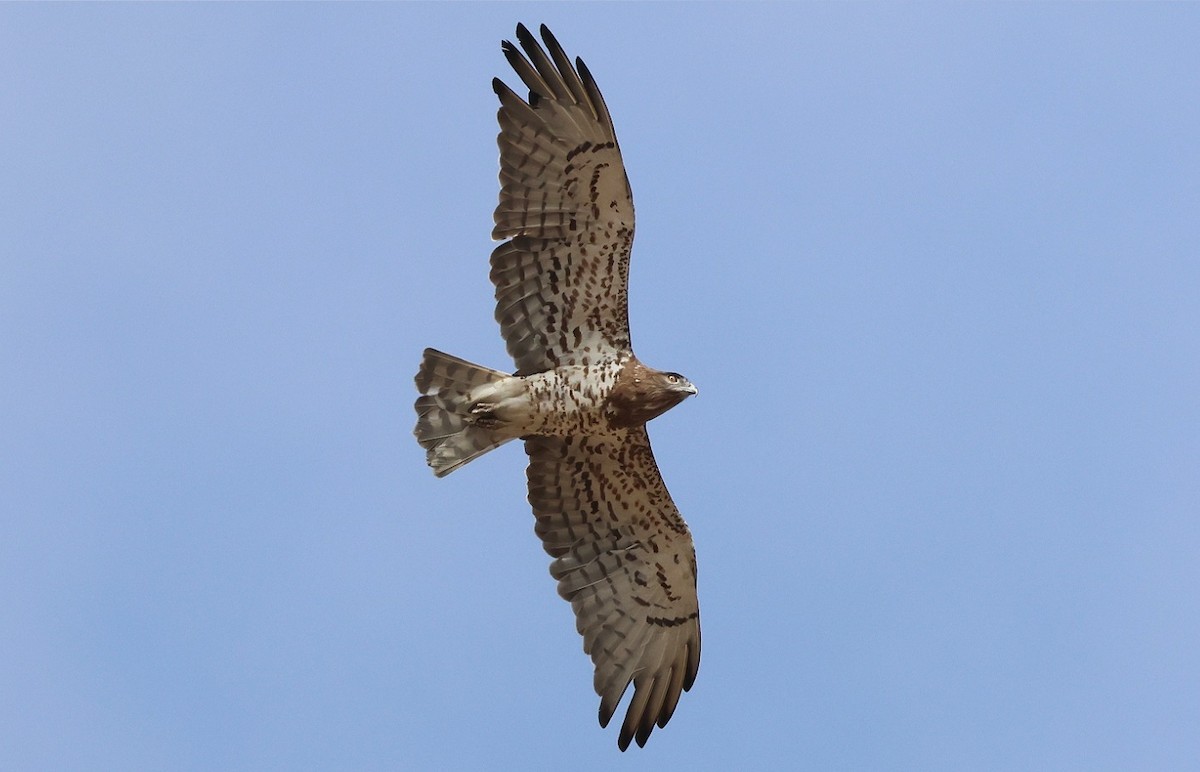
[667,374,679,384]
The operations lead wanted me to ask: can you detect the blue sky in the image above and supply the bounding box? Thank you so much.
[3,4,1198,770]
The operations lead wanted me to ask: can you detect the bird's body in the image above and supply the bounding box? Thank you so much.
[413,24,701,750]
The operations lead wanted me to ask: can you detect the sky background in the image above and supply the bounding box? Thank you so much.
[3,4,1198,771]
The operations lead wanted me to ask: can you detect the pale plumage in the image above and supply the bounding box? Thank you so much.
[413,24,700,750]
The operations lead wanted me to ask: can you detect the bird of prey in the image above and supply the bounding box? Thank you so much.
[413,23,700,751]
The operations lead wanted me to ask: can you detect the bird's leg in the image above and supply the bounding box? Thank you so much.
[467,401,503,429]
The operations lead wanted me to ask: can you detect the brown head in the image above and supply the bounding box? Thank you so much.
[605,358,698,429]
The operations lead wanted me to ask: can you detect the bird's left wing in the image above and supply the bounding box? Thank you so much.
[524,428,701,750]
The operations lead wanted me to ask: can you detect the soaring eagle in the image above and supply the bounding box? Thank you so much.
[414,24,700,750]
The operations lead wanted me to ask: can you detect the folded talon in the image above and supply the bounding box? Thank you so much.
[469,401,502,428]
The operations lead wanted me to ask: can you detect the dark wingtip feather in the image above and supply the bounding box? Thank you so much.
[539,24,567,59]
[598,679,630,729]
[499,40,522,70]
[684,639,701,690]
[515,22,538,51]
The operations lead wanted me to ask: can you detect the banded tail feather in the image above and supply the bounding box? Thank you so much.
[413,348,513,477]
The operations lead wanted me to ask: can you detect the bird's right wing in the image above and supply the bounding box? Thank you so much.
[490,24,637,375]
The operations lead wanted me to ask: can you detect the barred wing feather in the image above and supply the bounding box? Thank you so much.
[490,24,636,375]
[524,428,701,750]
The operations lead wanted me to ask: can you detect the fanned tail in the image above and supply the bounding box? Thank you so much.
[413,348,513,477]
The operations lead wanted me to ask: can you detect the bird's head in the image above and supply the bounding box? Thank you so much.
[606,361,697,429]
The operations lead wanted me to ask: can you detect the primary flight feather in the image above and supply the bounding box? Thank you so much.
[413,23,700,750]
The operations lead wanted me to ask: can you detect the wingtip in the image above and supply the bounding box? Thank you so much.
[515,22,537,49]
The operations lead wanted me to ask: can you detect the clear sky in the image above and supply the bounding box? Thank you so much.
[3,4,1198,771]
